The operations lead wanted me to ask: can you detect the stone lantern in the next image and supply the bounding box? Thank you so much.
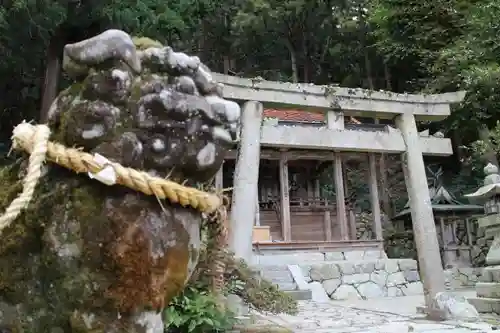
[465,164,500,263]
[466,163,500,314]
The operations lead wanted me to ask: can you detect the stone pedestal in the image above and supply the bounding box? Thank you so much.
[465,164,500,314]
[468,216,500,313]
[469,266,500,314]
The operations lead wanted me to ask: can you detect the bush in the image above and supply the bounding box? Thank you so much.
[164,215,298,333]
[163,285,236,333]
[224,256,298,315]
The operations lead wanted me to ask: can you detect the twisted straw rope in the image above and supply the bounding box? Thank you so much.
[0,122,222,233]
[0,123,51,231]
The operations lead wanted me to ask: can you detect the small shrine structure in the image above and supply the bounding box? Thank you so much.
[466,164,500,314]
[393,167,483,268]
[214,73,466,311]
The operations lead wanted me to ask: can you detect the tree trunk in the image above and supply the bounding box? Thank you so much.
[359,5,374,90]
[40,35,62,123]
[378,152,392,218]
[361,21,391,218]
[452,129,464,163]
[199,19,211,63]
[478,125,500,168]
[383,61,392,91]
[223,55,231,75]
[301,33,310,83]
[285,38,299,83]
[373,119,392,218]
[363,51,374,90]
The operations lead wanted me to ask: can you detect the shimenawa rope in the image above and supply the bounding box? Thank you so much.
[0,122,222,233]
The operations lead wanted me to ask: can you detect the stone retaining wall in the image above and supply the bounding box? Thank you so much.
[444,267,483,290]
[256,249,484,300]
[303,259,423,300]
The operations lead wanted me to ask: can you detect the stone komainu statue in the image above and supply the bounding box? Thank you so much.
[0,30,240,332]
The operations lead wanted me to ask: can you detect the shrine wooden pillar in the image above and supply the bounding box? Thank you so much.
[334,153,349,240]
[343,159,357,239]
[368,153,383,240]
[279,152,292,241]
[327,110,349,240]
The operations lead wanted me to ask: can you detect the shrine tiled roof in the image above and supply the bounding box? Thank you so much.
[263,109,362,125]
[263,109,325,123]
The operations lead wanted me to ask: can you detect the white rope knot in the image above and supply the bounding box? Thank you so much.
[0,121,51,232]
[87,153,117,186]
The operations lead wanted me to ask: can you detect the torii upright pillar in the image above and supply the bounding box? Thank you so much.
[229,101,263,263]
[396,113,445,316]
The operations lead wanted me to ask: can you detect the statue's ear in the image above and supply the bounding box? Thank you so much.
[62,29,141,78]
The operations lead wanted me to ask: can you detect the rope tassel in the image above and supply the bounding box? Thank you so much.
[0,122,222,233]
[0,122,51,230]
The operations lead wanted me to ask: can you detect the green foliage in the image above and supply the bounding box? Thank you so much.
[428,0,500,140]
[469,121,500,167]
[162,220,297,333]
[368,0,467,91]
[164,285,236,333]
[223,255,299,315]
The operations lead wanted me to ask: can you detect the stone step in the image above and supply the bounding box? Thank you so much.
[257,265,292,272]
[476,282,500,298]
[259,275,296,290]
[253,249,387,266]
[254,253,326,266]
[257,265,297,291]
[274,282,297,291]
[283,289,312,301]
[259,265,292,275]
[468,297,500,314]
[479,265,500,282]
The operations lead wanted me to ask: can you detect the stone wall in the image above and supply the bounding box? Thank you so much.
[303,259,423,300]
[444,267,483,290]
[354,212,418,260]
[469,222,493,267]
[382,218,492,268]
[384,230,417,260]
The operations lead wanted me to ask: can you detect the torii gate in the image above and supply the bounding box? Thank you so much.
[214,73,466,314]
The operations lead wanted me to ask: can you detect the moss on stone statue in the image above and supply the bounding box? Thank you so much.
[0,161,119,331]
[132,36,164,50]
[0,160,51,256]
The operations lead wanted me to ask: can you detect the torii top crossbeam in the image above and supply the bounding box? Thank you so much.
[213,73,465,119]
[213,73,466,157]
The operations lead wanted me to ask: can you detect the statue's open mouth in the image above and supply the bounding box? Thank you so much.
[51,29,241,185]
